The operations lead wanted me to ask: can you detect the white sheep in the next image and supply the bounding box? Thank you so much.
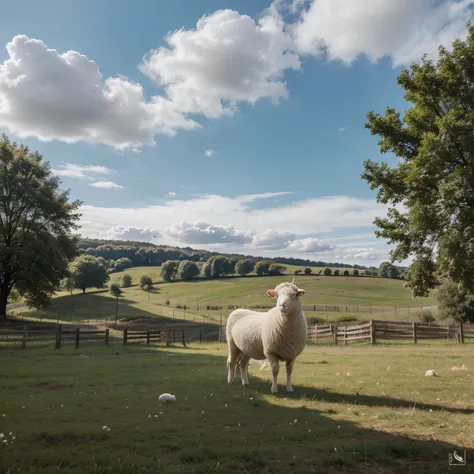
[226,281,307,393]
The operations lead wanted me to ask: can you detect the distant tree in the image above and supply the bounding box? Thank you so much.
[209,256,227,278]
[114,257,134,272]
[304,267,312,275]
[435,280,474,323]
[343,270,350,276]
[0,134,81,318]
[235,259,254,276]
[294,269,302,275]
[221,258,235,276]
[353,269,359,277]
[109,283,123,323]
[378,262,400,279]
[139,275,153,290]
[323,267,332,276]
[255,261,271,275]
[201,261,212,279]
[61,276,75,295]
[69,255,109,294]
[177,260,200,281]
[121,274,132,288]
[161,261,178,282]
[333,269,340,276]
[268,263,286,276]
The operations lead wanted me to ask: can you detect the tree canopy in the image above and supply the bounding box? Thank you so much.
[362,25,474,297]
[69,255,109,294]
[0,135,81,317]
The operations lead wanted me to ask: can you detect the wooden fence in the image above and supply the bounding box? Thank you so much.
[0,325,110,349]
[308,320,474,344]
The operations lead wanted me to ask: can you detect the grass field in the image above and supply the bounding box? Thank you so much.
[14,270,437,325]
[0,342,473,473]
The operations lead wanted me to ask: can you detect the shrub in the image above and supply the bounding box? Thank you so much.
[323,267,332,276]
[255,261,271,275]
[294,269,302,275]
[435,280,474,323]
[139,275,153,291]
[353,269,359,277]
[333,269,340,276]
[415,311,435,323]
[268,263,287,276]
[304,267,312,275]
[114,257,134,272]
[306,316,326,325]
[235,259,254,276]
[343,270,350,276]
[177,260,200,281]
[121,274,132,288]
[337,315,358,323]
[164,299,170,306]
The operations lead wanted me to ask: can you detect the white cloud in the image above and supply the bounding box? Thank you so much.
[290,0,474,67]
[105,226,160,242]
[166,191,178,197]
[89,181,123,189]
[338,126,347,132]
[140,9,300,119]
[0,35,199,150]
[251,229,296,249]
[286,237,334,253]
[52,163,114,180]
[204,149,216,157]
[164,221,253,245]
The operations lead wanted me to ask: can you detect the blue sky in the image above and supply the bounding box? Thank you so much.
[1,0,472,265]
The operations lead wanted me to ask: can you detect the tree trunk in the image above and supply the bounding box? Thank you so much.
[0,289,9,320]
[82,288,86,294]
[115,297,119,323]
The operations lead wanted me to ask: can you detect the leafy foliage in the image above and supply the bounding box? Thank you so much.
[435,280,474,323]
[268,263,286,276]
[235,259,254,276]
[160,261,178,282]
[177,260,200,281]
[69,255,109,294]
[353,269,359,277]
[139,275,153,290]
[304,267,312,275]
[378,262,400,279]
[362,25,474,296]
[333,269,340,276]
[343,270,350,276]
[255,261,271,276]
[109,283,122,298]
[114,257,133,272]
[121,274,132,288]
[0,135,81,316]
[323,268,332,276]
[294,269,302,275]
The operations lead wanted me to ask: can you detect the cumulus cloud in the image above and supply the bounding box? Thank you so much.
[89,181,123,189]
[164,221,252,245]
[105,226,160,242]
[290,0,474,66]
[140,9,300,119]
[52,163,114,180]
[251,229,296,249]
[0,35,199,149]
[166,191,178,197]
[204,149,216,157]
[286,237,334,253]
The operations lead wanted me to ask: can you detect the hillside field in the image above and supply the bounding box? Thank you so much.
[14,267,437,324]
[0,342,472,473]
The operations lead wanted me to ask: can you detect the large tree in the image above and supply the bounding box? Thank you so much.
[69,255,109,294]
[0,135,81,318]
[362,24,474,297]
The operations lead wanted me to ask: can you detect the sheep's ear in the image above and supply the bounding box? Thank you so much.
[296,289,305,297]
[267,289,276,297]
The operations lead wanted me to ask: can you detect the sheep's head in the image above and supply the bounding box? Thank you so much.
[267,282,305,315]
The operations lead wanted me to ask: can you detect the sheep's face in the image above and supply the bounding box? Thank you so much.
[267,282,305,315]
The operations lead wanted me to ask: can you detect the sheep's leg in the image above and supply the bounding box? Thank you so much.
[227,340,241,384]
[266,354,280,394]
[285,358,295,392]
[238,354,251,386]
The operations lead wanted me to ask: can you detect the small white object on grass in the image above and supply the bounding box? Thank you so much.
[425,370,439,377]
[158,393,176,403]
[451,365,467,371]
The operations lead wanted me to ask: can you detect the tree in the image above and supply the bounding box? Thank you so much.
[177,260,200,281]
[121,274,132,288]
[221,258,235,276]
[255,261,271,275]
[333,269,340,276]
[0,135,81,318]
[294,269,302,275]
[139,275,153,290]
[323,267,332,276]
[361,26,474,297]
[110,283,122,323]
[209,255,227,278]
[353,269,359,277]
[114,257,133,272]
[268,263,286,276]
[235,259,254,276]
[304,267,312,275]
[435,280,474,323]
[69,255,109,294]
[343,270,350,276]
[61,276,75,295]
[378,262,400,279]
[161,261,178,282]
[201,261,212,279]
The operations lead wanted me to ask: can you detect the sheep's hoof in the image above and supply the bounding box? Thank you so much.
[242,382,249,387]
[271,385,278,394]
[286,386,293,393]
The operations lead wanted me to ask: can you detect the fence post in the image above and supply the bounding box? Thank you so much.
[315,324,318,344]
[105,329,109,346]
[459,322,464,344]
[333,324,338,345]
[199,331,202,343]
[123,328,128,345]
[412,322,417,344]
[55,324,62,350]
[75,327,80,349]
[370,319,376,345]
[181,330,186,347]
[344,325,347,345]
[146,330,150,345]
[21,325,28,350]
[173,329,176,343]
